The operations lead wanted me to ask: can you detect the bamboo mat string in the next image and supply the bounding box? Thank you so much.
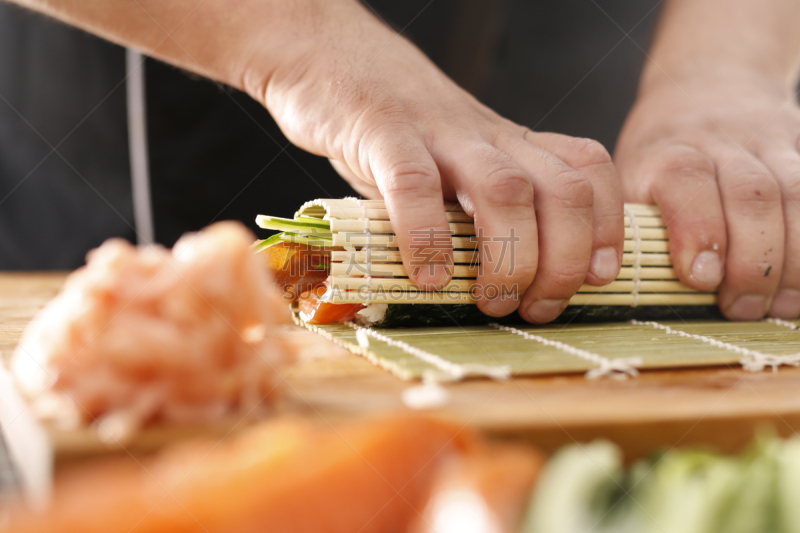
[630,320,800,372]
[765,317,799,330]
[356,327,455,410]
[624,205,643,307]
[355,199,373,297]
[347,322,511,380]
[489,324,642,379]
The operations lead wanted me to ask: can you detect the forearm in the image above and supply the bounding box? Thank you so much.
[644,0,800,92]
[7,0,351,94]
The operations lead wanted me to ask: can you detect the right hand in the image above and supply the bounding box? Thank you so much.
[616,67,800,320]
[244,0,624,323]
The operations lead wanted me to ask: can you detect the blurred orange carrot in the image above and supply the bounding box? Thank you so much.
[8,415,474,533]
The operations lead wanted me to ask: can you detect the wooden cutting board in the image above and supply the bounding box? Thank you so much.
[3,272,800,460]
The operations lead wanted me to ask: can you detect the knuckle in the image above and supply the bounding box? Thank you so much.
[594,210,626,243]
[651,145,716,180]
[362,115,414,148]
[380,160,441,199]
[538,262,587,294]
[501,263,538,285]
[549,166,595,209]
[724,172,781,212]
[570,138,612,168]
[481,263,538,297]
[479,169,534,209]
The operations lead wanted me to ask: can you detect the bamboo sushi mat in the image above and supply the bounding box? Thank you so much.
[299,318,800,380]
[281,198,798,380]
[280,199,717,306]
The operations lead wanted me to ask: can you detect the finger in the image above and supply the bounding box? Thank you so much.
[436,138,537,317]
[367,125,453,290]
[526,132,623,285]
[715,147,785,320]
[635,144,728,292]
[329,159,382,198]
[758,147,800,318]
[511,141,595,323]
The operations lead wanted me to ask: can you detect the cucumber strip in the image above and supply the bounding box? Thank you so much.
[278,232,333,246]
[252,233,285,252]
[256,215,331,233]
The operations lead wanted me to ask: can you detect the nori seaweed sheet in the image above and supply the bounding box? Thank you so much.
[375,304,724,328]
[555,305,723,323]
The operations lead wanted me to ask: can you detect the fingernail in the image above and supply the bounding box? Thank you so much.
[589,247,619,282]
[769,289,800,319]
[728,295,767,320]
[691,251,723,286]
[524,299,567,323]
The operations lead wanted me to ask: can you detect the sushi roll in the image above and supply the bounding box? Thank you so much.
[255,199,719,327]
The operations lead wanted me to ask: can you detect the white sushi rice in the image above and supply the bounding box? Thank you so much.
[354,303,388,327]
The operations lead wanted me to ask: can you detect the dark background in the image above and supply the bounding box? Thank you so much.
[0,0,662,269]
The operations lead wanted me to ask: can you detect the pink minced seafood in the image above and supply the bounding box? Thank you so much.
[12,222,295,441]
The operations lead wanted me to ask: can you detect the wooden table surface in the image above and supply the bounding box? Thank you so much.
[3,272,800,459]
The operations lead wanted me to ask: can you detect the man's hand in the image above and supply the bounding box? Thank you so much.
[11,0,623,323]
[245,0,623,322]
[615,0,800,320]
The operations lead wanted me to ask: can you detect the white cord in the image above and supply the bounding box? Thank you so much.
[355,199,372,300]
[125,49,155,245]
[631,320,800,372]
[490,323,642,379]
[624,205,642,307]
[764,317,799,330]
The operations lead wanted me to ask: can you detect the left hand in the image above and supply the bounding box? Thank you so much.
[615,68,800,320]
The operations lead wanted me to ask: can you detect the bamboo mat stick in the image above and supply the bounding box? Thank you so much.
[321,199,463,208]
[329,220,476,235]
[623,216,664,227]
[622,253,671,266]
[332,235,479,249]
[624,227,668,240]
[329,291,476,305]
[624,204,661,216]
[330,264,679,281]
[568,293,717,305]
[299,205,475,223]
[331,250,480,264]
[576,280,700,293]
[330,263,480,278]
[623,241,668,253]
[330,276,476,293]
[329,290,716,306]
[331,251,675,268]
[330,278,697,294]
[616,267,677,280]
